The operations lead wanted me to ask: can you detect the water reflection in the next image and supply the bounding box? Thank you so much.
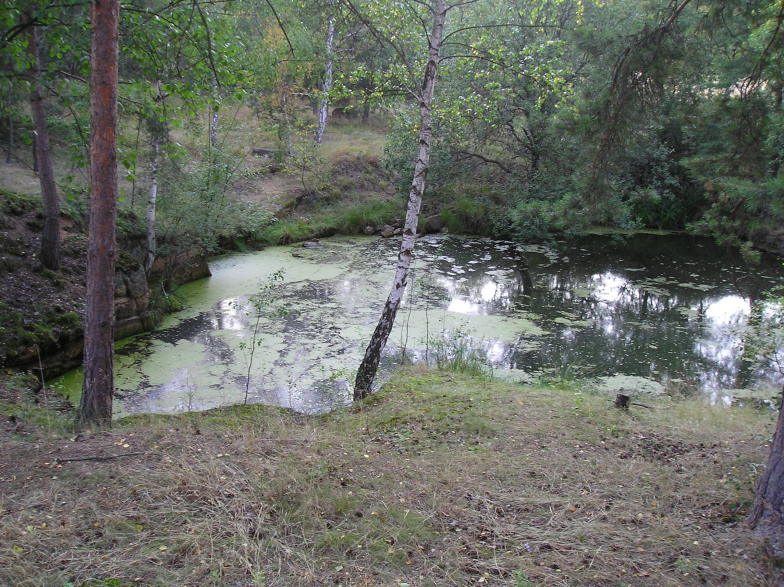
[51,233,784,415]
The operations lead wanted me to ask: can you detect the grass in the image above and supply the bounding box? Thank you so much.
[257,197,403,245]
[0,367,778,585]
[318,118,388,161]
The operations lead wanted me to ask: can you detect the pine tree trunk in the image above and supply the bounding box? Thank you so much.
[353,0,447,400]
[28,20,60,271]
[749,386,784,559]
[315,0,335,145]
[78,0,120,430]
[32,132,38,172]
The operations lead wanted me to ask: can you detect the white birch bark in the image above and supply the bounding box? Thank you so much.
[144,137,159,274]
[210,111,219,147]
[315,0,336,145]
[354,0,447,399]
[145,80,162,274]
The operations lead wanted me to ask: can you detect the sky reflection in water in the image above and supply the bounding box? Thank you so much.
[50,234,784,415]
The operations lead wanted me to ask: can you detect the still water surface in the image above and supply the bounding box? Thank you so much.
[51,234,784,415]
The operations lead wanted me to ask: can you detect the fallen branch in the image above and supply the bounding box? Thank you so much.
[54,452,144,464]
[612,393,656,410]
[631,401,655,409]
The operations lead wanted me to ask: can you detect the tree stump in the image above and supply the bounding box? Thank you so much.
[614,393,630,410]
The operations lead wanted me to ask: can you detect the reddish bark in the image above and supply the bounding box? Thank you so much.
[77,0,120,430]
[28,18,60,271]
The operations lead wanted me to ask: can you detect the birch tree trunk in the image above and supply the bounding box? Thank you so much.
[210,110,219,147]
[144,80,163,275]
[144,137,159,274]
[314,0,336,145]
[354,0,447,400]
[78,0,120,430]
[28,19,60,271]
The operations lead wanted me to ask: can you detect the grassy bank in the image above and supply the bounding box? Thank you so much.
[0,368,777,586]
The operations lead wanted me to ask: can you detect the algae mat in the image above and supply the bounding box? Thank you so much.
[51,233,784,415]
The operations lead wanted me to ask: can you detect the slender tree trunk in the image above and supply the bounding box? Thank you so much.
[28,19,60,271]
[130,112,142,207]
[32,132,38,172]
[145,137,159,274]
[144,80,163,274]
[314,0,336,145]
[749,386,784,559]
[78,0,120,430]
[210,110,219,147]
[6,116,13,163]
[209,81,219,147]
[353,0,447,400]
[279,92,293,155]
[362,96,371,123]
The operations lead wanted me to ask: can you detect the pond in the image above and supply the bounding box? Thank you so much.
[51,233,784,416]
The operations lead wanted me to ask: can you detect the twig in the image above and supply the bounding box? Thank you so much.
[631,402,655,409]
[609,398,657,409]
[54,452,144,463]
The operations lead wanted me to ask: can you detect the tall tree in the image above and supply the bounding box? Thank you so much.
[749,385,784,559]
[354,0,447,399]
[27,12,60,271]
[314,0,336,144]
[77,0,119,430]
[144,80,164,274]
[747,288,784,558]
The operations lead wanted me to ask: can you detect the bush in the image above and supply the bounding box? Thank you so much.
[334,200,401,233]
[689,176,784,248]
[257,220,317,245]
[430,329,491,377]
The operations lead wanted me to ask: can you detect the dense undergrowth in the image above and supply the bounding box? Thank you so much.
[0,367,777,585]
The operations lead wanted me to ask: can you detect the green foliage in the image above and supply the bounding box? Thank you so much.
[689,176,784,248]
[257,219,318,245]
[741,284,784,378]
[284,143,333,199]
[430,329,491,378]
[237,269,288,404]
[257,198,401,245]
[334,199,400,232]
[154,146,268,254]
[0,189,37,215]
[437,196,493,235]
[508,197,584,240]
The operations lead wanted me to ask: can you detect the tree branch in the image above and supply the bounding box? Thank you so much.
[451,149,512,173]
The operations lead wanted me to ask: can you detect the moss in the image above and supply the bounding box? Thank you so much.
[0,189,38,215]
[0,301,83,364]
[116,248,142,273]
[0,372,73,437]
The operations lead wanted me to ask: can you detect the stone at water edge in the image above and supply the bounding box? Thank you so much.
[593,375,666,397]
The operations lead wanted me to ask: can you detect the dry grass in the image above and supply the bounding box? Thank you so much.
[0,162,43,197]
[0,368,778,586]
